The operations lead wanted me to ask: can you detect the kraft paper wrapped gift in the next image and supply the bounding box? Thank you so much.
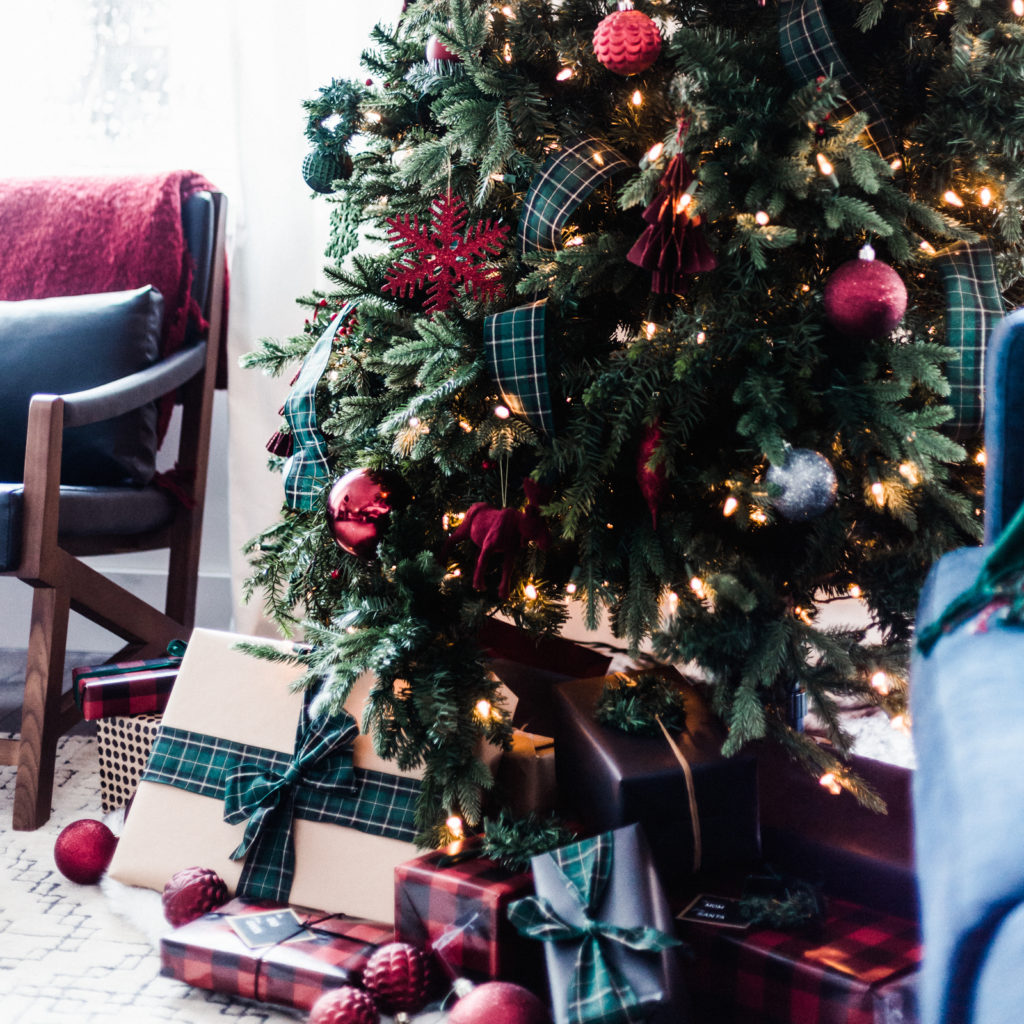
[108,628,428,923]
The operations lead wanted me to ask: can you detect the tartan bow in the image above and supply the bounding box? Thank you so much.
[222,707,360,898]
[508,834,680,1024]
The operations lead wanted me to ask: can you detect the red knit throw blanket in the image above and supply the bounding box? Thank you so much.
[0,170,228,441]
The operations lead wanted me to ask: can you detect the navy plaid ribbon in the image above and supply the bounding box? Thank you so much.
[518,138,632,255]
[508,833,680,1024]
[935,240,1005,438]
[282,302,357,510]
[484,299,553,434]
[778,0,900,164]
[142,699,420,902]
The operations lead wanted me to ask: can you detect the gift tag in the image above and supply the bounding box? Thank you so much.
[228,908,313,948]
[678,894,750,929]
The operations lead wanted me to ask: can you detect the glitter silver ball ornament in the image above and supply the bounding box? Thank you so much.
[767,448,838,521]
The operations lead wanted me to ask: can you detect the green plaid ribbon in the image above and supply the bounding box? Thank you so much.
[518,137,632,255]
[282,302,357,510]
[485,299,553,434]
[936,240,1005,438]
[779,0,900,164]
[142,697,420,902]
[508,833,681,1024]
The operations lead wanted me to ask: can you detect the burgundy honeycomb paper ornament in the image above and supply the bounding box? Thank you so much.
[593,4,662,76]
[308,985,380,1024]
[162,866,229,927]
[361,941,432,1017]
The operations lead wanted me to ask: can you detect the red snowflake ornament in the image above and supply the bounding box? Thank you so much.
[382,192,509,314]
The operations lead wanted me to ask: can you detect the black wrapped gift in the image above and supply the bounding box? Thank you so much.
[553,673,760,896]
[509,823,690,1024]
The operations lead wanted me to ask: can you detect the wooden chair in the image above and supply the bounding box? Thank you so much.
[0,184,227,830]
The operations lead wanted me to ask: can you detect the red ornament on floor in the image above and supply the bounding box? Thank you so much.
[823,244,907,338]
[448,980,552,1024]
[593,6,662,76]
[361,941,432,1015]
[308,985,380,1024]
[53,818,118,884]
[162,866,229,927]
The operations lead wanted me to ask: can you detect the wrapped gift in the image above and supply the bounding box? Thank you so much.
[72,644,184,719]
[490,729,557,817]
[509,823,689,1024]
[161,896,394,1012]
[394,837,543,988]
[678,897,921,1024]
[552,673,760,896]
[96,712,163,812]
[108,628,424,923]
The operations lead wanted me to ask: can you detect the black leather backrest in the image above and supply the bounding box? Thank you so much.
[182,191,215,316]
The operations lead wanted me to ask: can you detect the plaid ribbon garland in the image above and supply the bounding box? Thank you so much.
[485,299,554,434]
[282,302,357,510]
[508,833,681,1024]
[518,137,632,255]
[142,698,420,903]
[778,0,900,164]
[935,240,1005,438]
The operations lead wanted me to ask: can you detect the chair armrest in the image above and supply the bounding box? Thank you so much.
[50,342,208,429]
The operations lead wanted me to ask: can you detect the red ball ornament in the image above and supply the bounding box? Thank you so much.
[593,7,662,76]
[162,866,229,927]
[823,245,908,338]
[426,35,461,67]
[448,981,552,1024]
[308,985,380,1024]
[361,941,432,1015]
[327,468,394,558]
[53,819,118,884]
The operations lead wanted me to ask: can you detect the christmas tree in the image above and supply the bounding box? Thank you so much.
[243,0,1022,840]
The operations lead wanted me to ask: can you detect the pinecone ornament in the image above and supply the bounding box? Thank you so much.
[162,866,229,927]
[308,985,380,1024]
[362,941,432,1016]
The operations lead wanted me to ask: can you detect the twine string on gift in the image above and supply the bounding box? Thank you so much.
[655,714,703,873]
[508,833,681,1024]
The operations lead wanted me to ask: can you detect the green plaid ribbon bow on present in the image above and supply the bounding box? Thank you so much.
[779,0,900,164]
[508,833,681,1024]
[142,693,419,903]
[282,301,357,510]
[935,240,1006,439]
[518,137,631,255]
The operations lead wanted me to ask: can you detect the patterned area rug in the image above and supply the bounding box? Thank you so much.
[0,736,444,1024]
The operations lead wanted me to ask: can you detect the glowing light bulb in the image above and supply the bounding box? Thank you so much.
[980,186,993,206]
[936,0,949,11]
[631,89,643,106]
[524,582,539,600]
[494,404,511,419]
[975,448,987,465]
[503,41,513,62]
[899,462,920,485]
[816,153,834,176]
[565,581,577,595]
[891,713,911,733]
[646,142,664,162]
[696,331,706,344]
[871,481,885,505]
[502,5,514,15]
[409,416,420,428]
[592,151,605,167]
[365,111,382,123]
[475,699,494,719]
[871,671,892,695]
[890,157,903,171]
[565,235,584,247]
[819,772,842,795]
[848,583,863,598]
[690,577,708,599]
[668,590,679,607]
[755,211,770,226]
[1015,0,1024,16]
[723,496,739,517]
[943,189,964,207]
[556,67,573,81]
[674,193,693,214]
[644,321,657,340]
[919,240,937,255]
[750,509,768,524]
[459,419,473,432]
[446,815,464,838]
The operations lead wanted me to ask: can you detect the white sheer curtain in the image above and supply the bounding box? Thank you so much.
[0,0,402,641]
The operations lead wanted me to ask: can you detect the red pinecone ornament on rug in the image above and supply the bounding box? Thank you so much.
[162,866,229,927]
[593,6,662,76]
[53,818,118,884]
[361,941,432,1015]
[308,985,380,1024]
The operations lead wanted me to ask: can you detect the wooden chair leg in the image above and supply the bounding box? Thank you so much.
[13,585,72,831]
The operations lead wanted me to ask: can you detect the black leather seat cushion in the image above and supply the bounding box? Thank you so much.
[0,483,176,571]
[0,285,164,487]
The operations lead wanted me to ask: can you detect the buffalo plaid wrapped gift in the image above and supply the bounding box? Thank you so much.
[72,641,184,720]
[509,823,690,1024]
[395,837,543,988]
[678,898,921,1024]
[161,897,393,1012]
